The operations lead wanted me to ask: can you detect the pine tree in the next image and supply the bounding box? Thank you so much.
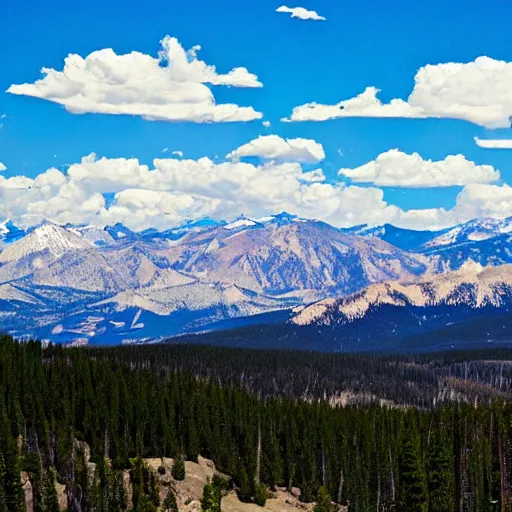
[254,483,268,507]
[313,486,333,512]
[427,425,455,512]
[0,451,8,512]
[41,467,61,512]
[237,465,252,503]
[171,453,186,481]
[398,427,427,512]
[201,480,221,512]
[163,489,178,512]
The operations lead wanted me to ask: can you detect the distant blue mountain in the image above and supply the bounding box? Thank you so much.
[341,224,447,252]
[0,220,25,244]
[141,217,225,241]
[104,223,138,241]
[343,217,512,270]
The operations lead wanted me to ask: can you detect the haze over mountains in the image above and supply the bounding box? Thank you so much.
[1,212,512,349]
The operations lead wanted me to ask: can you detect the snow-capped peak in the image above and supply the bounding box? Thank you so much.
[456,258,484,276]
[224,215,258,230]
[0,223,91,262]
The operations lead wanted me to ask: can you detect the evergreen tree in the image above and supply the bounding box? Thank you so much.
[0,451,8,512]
[313,486,333,512]
[398,426,428,512]
[254,483,268,507]
[163,489,178,512]
[426,424,455,512]
[171,453,186,481]
[237,464,252,503]
[201,480,221,512]
[41,467,61,512]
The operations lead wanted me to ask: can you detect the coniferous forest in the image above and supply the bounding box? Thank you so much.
[1,335,512,511]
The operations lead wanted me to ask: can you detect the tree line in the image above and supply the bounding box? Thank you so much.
[0,335,512,511]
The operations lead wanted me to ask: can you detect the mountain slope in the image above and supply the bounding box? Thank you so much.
[349,217,512,271]
[291,261,512,325]
[280,261,512,351]
[163,218,428,301]
[5,215,512,347]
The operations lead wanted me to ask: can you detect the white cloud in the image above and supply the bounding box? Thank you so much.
[262,120,271,128]
[285,57,512,128]
[0,162,6,172]
[338,149,500,188]
[2,150,512,232]
[172,150,184,157]
[227,135,325,163]
[7,36,263,123]
[474,137,512,149]
[162,148,169,154]
[276,5,326,20]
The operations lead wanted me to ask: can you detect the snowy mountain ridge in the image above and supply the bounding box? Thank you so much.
[2,213,512,346]
[291,259,512,327]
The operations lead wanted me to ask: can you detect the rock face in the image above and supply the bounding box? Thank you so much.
[20,472,33,512]
[163,216,428,300]
[22,454,329,512]
[143,456,328,512]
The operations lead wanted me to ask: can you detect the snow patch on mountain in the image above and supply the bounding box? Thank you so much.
[291,260,512,327]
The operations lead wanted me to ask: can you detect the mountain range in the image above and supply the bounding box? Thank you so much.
[1,213,512,350]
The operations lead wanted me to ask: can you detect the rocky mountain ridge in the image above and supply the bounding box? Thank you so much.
[2,213,512,346]
[0,215,429,344]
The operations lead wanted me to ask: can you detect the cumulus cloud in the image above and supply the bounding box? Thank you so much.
[339,149,500,188]
[171,150,184,157]
[2,151,512,232]
[227,135,325,163]
[262,120,271,128]
[474,137,512,149]
[7,36,263,123]
[0,162,6,172]
[285,57,512,128]
[276,5,326,20]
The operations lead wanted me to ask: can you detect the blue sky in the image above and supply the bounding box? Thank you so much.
[2,0,512,230]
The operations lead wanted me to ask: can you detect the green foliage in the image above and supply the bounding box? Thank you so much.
[201,480,221,512]
[254,483,268,507]
[130,457,159,512]
[163,489,178,512]
[398,425,428,512]
[171,453,186,481]
[427,423,455,512]
[212,473,230,492]
[313,486,333,512]
[41,467,60,512]
[236,464,252,503]
[0,336,511,511]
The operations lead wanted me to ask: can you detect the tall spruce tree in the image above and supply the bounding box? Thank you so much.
[427,424,455,512]
[398,426,428,512]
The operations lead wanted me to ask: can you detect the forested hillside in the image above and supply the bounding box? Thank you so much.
[1,335,512,511]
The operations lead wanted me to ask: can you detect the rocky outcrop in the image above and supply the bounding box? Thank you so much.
[20,471,33,512]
